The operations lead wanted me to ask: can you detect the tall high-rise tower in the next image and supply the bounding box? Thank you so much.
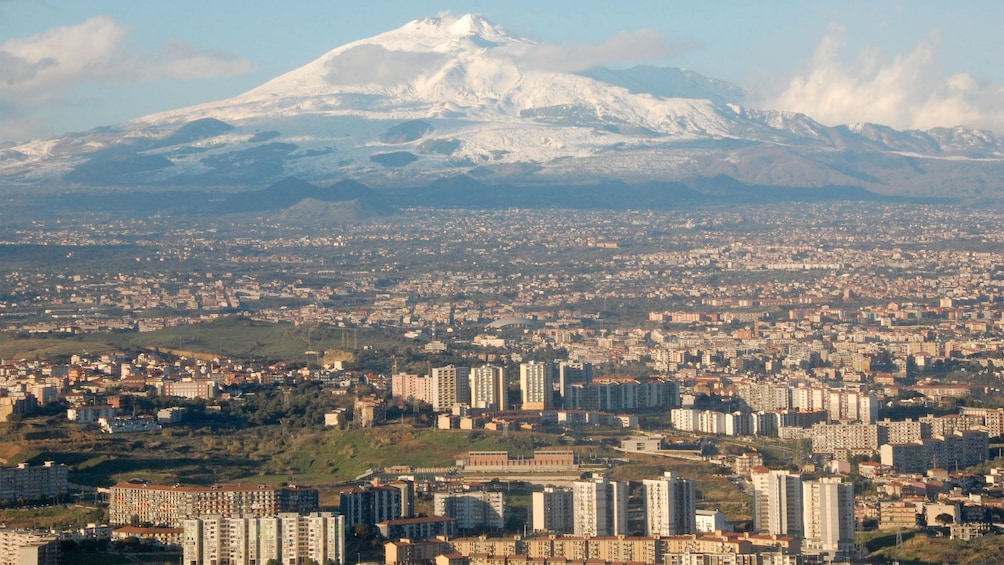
[642,471,697,536]
[572,475,627,537]
[470,365,506,411]
[430,365,471,411]
[532,487,574,533]
[520,361,554,410]
[557,361,593,403]
[751,469,803,536]
[803,478,855,555]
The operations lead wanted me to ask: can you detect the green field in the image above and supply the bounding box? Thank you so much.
[0,316,407,365]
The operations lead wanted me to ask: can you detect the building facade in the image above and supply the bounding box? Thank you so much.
[519,361,553,410]
[0,462,67,504]
[0,529,59,565]
[531,487,574,533]
[802,478,855,557]
[109,483,319,527]
[433,490,505,532]
[431,365,471,411]
[572,475,627,537]
[339,483,404,528]
[470,365,506,411]
[643,471,697,536]
[751,469,802,537]
[182,512,344,565]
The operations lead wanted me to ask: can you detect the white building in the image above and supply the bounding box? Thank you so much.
[433,490,505,532]
[802,478,855,557]
[695,509,729,533]
[99,416,162,434]
[751,469,802,537]
[532,487,574,533]
[520,361,554,410]
[67,405,117,423]
[470,365,506,411]
[643,472,697,536]
[0,529,58,565]
[572,475,627,537]
[182,512,344,565]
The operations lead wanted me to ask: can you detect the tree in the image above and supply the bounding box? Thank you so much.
[934,513,954,526]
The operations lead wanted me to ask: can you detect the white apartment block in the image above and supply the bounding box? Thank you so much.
[433,490,505,531]
[520,361,553,410]
[643,472,697,536]
[67,405,117,423]
[182,512,344,565]
[751,469,802,537]
[572,476,627,537]
[470,365,506,411]
[0,529,58,565]
[532,487,574,533]
[802,478,855,556]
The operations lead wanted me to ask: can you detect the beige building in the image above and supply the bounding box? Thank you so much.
[0,529,59,565]
[751,469,802,537]
[109,483,319,527]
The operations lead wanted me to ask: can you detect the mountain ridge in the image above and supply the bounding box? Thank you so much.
[1,13,1003,200]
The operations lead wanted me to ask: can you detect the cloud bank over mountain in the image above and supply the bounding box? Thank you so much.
[519,29,684,72]
[0,16,255,140]
[773,25,1004,133]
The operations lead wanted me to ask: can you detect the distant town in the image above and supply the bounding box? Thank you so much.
[2,203,1004,564]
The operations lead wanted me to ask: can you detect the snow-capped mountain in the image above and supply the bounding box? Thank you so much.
[3,13,1004,197]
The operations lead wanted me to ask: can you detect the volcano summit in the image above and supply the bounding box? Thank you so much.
[3,13,1004,199]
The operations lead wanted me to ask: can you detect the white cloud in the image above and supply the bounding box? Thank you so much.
[520,29,682,72]
[0,16,255,139]
[772,25,1004,133]
[324,45,446,87]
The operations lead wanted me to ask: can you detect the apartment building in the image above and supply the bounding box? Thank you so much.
[572,475,627,537]
[0,529,58,565]
[0,461,68,504]
[643,472,697,536]
[519,361,553,411]
[751,469,802,537]
[802,478,855,557]
[531,487,574,533]
[182,512,344,565]
[339,483,404,528]
[470,364,506,411]
[109,483,319,527]
[433,490,505,531]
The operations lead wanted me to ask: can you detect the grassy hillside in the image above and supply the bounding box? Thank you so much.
[6,416,564,489]
[863,531,1004,564]
[0,316,407,363]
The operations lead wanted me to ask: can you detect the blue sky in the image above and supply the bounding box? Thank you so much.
[1,0,1002,141]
